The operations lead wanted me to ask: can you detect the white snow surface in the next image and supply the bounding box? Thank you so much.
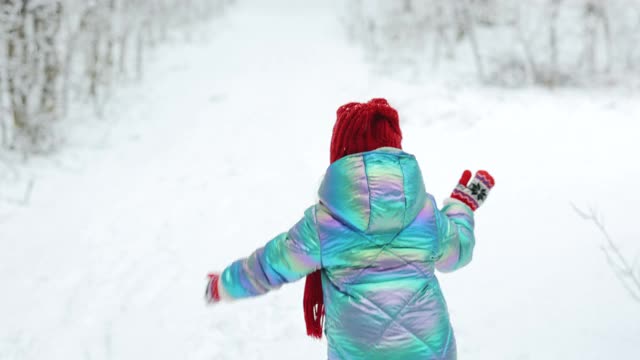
[1,2,640,359]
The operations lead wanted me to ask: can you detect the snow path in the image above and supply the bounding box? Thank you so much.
[2,2,640,359]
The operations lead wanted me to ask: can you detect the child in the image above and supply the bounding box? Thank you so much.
[205,98,495,360]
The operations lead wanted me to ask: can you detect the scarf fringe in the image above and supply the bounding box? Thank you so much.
[303,270,325,339]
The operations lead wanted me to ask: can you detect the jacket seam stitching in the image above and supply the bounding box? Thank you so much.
[312,205,322,269]
[362,154,373,232]
[398,157,408,228]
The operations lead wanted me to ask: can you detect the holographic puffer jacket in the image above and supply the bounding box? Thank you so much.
[220,147,475,360]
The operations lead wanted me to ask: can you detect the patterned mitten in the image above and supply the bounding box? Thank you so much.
[450,170,495,211]
[205,273,221,304]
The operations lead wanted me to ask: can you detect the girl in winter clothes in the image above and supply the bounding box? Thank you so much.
[205,98,495,360]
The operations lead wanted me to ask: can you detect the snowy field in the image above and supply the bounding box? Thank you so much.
[1,1,640,359]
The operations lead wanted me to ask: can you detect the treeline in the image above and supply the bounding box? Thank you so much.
[341,0,640,87]
[0,0,231,153]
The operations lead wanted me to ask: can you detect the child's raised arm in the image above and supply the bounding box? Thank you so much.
[435,170,495,273]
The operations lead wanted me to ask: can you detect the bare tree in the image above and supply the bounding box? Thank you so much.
[338,0,640,87]
[571,203,640,303]
[577,1,612,74]
[431,2,455,69]
[458,0,485,81]
[0,0,231,154]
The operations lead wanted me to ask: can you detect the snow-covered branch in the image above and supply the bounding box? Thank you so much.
[0,0,232,154]
[571,203,640,303]
[339,0,640,87]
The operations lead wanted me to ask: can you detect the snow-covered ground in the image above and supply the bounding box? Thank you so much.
[1,1,639,359]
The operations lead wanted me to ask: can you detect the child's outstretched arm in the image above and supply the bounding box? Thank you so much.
[206,205,321,303]
[435,170,495,273]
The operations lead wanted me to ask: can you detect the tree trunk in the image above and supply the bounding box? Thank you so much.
[460,0,485,81]
[35,2,63,117]
[7,0,29,137]
[548,0,562,86]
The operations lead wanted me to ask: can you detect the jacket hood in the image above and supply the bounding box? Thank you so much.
[318,147,427,234]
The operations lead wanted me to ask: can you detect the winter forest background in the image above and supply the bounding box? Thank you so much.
[1,0,639,359]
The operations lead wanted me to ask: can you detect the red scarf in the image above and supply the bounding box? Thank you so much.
[303,98,402,338]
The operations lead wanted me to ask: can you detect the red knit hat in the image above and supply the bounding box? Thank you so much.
[303,98,403,339]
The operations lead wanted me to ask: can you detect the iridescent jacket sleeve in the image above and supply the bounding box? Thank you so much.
[434,197,476,273]
[219,205,321,299]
